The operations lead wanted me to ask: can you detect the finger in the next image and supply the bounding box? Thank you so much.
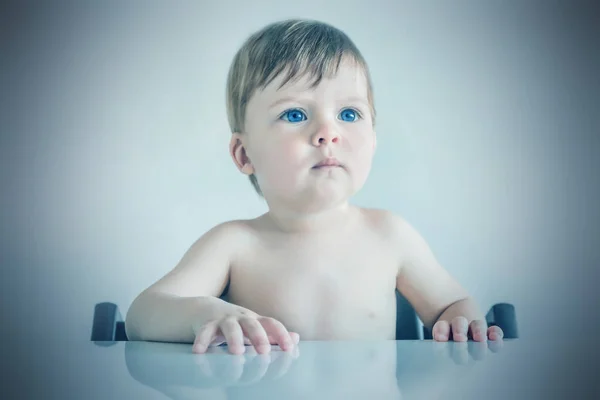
[432,320,450,341]
[208,334,227,347]
[468,320,488,342]
[259,317,294,351]
[289,332,300,344]
[266,331,300,347]
[450,316,469,342]
[193,320,219,353]
[219,317,246,355]
[239,317,271,354]
[215,334,250,346]
[267,331,300,344]
[487,325,504,341]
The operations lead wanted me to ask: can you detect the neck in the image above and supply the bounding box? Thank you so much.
[264,201,356,235]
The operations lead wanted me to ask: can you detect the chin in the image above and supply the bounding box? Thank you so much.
[297,185,355,210]
[264,178,359,210]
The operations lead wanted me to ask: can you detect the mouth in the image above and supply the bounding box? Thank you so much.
[312,157,343,169]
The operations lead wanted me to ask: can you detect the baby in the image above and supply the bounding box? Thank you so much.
[125,19,504,354]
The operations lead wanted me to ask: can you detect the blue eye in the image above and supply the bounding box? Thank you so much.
[280,109,307,123]
[338,108,359,122]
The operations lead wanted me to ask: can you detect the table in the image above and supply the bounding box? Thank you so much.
[15,339,598,399]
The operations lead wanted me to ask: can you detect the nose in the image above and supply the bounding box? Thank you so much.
[311,121,340,146]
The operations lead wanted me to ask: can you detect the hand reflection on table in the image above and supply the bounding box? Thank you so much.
[125,340,504,400]
[192,345,300,385]
[125,342,299,399]
[435,339,504,365]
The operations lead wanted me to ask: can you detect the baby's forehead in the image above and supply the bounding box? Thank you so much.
[261,61,369,98]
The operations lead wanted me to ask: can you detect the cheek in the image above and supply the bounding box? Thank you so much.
[252,138,305,183]
[345,127,375,159]
[277,141,304,164]
[345,129,375,179]
[256,139,302,166]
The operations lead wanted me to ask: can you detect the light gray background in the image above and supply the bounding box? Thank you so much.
[1,1,599,398]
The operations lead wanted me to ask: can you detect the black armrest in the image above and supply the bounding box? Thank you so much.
[395,290,422,340]
[91,302,123,343]
[115,321,129,341]
[486,303,518,339]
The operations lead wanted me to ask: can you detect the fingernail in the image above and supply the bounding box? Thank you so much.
[436,333,447,341]
[454,333,467,342]
[473,330,486,340]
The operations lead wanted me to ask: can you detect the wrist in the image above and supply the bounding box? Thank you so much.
[436,297,484,324]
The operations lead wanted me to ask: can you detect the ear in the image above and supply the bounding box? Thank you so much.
[229,133,255,175]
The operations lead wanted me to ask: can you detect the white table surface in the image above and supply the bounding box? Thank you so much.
[17,339,597,399]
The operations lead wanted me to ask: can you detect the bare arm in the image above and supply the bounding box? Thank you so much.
[393,217,483,330]
[125,221,253,342]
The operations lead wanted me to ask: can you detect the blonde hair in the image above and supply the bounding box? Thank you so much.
[226,19,376,195]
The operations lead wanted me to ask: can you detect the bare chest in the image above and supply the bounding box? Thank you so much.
[228,233,399,339]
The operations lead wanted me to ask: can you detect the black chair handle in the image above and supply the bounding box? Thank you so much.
[91,302,122,343]
[487,303,518,339]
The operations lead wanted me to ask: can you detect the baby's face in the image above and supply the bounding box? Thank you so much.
[241,60,376,209]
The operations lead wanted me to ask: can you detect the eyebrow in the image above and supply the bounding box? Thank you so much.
[268,95,369,109]
[342,96,370,107]
[268,96,307,110]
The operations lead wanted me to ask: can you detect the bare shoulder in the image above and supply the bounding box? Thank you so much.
[357,207,428,269]
[144,218,259,298]
[205,218,256,237]
[358,207,411,240]
[197,219,256,246]
[188,218,260,262]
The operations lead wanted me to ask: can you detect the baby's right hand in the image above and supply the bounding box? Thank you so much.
[192,313,300,355]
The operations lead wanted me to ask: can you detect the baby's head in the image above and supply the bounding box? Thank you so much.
[226,19,377,211]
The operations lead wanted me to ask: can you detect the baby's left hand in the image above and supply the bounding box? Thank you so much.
[432,316,503,342]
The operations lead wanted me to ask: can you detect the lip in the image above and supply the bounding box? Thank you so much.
[313,157,343,169]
